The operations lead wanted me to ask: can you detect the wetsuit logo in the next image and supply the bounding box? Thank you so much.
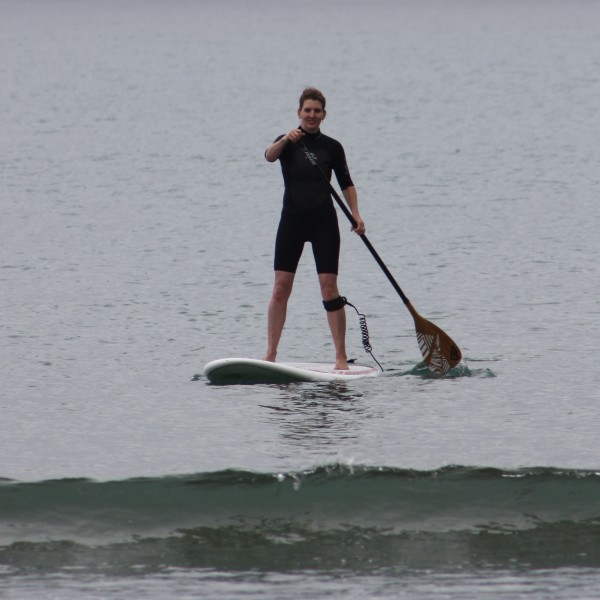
[304,150,318,166]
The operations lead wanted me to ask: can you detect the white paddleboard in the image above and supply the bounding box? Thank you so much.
[203,358,380,384]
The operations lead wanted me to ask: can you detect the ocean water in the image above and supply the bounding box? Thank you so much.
[1,0,600,597]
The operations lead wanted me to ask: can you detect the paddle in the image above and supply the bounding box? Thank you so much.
[299,140,462,375]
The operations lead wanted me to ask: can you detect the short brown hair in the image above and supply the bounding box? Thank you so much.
[298,87,326,111]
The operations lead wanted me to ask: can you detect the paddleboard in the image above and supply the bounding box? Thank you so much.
[203,358,380,384]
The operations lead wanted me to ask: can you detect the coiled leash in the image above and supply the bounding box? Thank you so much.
[323,296,384,371]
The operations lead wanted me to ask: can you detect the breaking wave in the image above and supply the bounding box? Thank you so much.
[2,464,600,574]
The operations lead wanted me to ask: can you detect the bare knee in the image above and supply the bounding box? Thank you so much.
[318,274,340,302]
[271,272,294,304]
[272,285,292,304]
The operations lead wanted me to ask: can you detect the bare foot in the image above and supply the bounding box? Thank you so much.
[335,362,349,370]
[262,354,276,362]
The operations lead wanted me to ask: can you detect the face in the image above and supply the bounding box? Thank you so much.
[298,99,325,133]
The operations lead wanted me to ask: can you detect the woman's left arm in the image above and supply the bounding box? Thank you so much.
[342,186,365,235]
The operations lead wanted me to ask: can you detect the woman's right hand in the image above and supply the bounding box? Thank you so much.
[285,128,305,144]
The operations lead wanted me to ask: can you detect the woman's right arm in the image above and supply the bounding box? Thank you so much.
[264,135,288,162]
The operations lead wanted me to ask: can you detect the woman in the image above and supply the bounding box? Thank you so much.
[263,88,365,370]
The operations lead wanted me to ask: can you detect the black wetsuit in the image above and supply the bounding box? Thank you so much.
[273,129,354,274]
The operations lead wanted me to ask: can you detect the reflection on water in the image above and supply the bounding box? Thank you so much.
[260,382,368,448]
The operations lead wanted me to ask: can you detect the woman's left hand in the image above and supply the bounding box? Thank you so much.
[351,215,365,235]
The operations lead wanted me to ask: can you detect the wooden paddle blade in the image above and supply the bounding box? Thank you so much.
[407,303,462,375]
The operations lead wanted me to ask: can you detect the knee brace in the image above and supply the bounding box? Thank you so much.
[322,296,347,312]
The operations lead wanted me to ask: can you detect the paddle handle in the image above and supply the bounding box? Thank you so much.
[299,142,410,306]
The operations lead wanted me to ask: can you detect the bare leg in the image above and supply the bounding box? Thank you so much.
[263,270,295,362]
[318,273,348,370]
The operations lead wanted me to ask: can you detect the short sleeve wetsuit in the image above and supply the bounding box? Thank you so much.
[272,129,354,275]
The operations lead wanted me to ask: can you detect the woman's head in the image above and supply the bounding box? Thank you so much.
[298,87,326,112]
[297,88,326,133]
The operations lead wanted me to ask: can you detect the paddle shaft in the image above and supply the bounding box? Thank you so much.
[298,137,463,374]
[299,141,410,306]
